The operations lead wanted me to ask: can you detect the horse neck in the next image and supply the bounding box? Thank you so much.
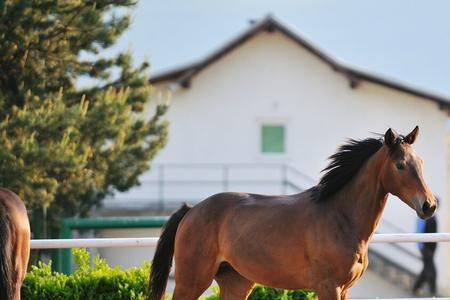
[330,147,389,243]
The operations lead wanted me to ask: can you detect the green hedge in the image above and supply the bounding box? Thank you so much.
[22,249,149,300]
[206,285,317,300]
[22,249,317,300]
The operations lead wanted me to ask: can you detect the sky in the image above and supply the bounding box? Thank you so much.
[111,0,450,98]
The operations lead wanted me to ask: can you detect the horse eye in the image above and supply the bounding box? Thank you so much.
[396,162,405,170]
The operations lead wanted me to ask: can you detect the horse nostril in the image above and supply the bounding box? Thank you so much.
[422,202,431,214]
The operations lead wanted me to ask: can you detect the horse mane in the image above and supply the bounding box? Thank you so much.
[313,137,384,202]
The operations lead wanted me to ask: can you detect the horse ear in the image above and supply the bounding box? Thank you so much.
[404,126,419,144]
[384,128,398,147]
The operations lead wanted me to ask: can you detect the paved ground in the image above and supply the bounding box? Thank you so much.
[349,270,412,298]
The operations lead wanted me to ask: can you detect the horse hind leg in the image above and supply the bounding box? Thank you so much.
[13,224,30,300]
[171,253,219,300]
[172,269,216,300]
[215,262,255,300]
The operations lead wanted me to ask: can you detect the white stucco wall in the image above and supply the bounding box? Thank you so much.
[108,31,449,295]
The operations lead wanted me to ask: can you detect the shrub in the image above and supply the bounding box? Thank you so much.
[205,285,317,300]
[22,249,150,300]
[22,249,317,299]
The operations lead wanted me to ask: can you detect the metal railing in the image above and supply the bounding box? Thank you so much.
[106,163,315,211]
[376,219,421,260]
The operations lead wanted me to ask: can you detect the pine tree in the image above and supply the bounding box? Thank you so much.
[0,1,168,232]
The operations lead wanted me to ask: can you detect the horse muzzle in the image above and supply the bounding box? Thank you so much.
[414,195,437,219]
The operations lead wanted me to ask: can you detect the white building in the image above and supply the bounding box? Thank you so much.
[102,16,450,297]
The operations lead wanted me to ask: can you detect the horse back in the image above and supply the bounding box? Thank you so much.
[0,188,29,231]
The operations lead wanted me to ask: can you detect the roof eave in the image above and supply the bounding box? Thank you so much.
[149,15,450,108]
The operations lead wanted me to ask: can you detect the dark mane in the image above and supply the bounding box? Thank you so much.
[314,138,384,202]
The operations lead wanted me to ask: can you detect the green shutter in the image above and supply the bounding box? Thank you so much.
[261,125,285,153]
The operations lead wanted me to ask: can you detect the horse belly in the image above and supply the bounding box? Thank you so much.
[221,240,316,290]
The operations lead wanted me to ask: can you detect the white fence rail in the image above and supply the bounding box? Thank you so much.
[371,232,450,243]
[30,233,450,249]
[31,237,159,249]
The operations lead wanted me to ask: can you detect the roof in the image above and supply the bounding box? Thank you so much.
[150,15,450,108]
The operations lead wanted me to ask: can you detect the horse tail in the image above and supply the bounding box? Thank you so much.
[148,203,191,300]
[0,201,14,300]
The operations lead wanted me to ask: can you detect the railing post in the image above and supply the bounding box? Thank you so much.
[282,165,287,194]
[223,165,229,192]
[158,165,165,212]
[59,219,72,274]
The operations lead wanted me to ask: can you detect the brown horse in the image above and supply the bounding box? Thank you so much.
[148,127,436,300]
[0,188,30,300]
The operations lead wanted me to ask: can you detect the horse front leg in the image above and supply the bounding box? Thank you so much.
[316,284,341,300]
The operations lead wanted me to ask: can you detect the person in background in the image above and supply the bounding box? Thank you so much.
[412,202,438,296]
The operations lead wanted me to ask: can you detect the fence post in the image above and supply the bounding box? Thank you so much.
[158,165,165,212]
[59,219,72,274]
[223,165,229,192]
[282,165,287,194]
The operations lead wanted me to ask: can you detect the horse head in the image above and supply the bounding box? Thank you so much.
[381,126,437,219]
